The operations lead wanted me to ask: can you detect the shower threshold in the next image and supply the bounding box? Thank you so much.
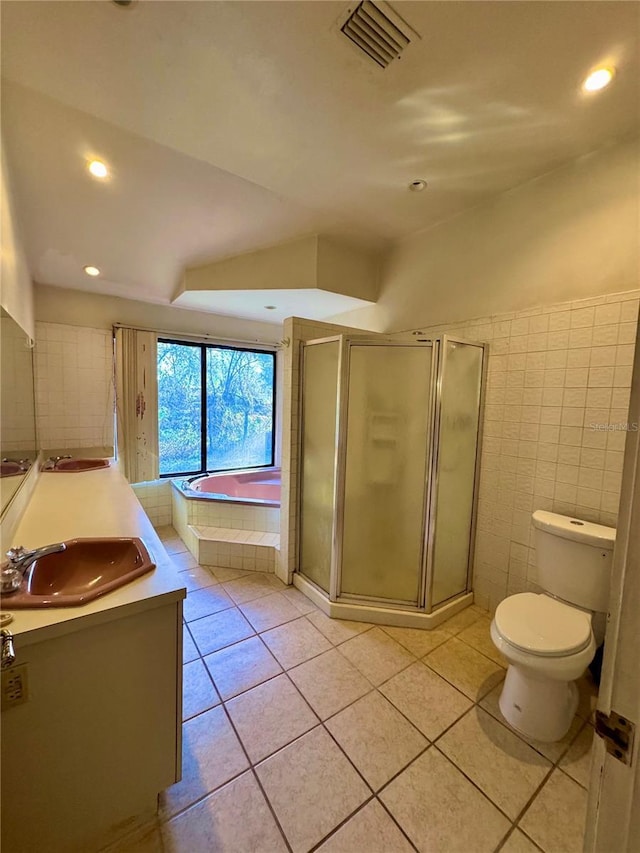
[293,573,474,630]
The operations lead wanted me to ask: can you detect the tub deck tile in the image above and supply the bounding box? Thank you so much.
[189,525,280,572]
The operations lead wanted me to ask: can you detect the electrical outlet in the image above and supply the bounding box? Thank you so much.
[1,664,29,710]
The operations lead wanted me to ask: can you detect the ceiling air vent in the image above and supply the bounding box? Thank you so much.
[340,1,412,69]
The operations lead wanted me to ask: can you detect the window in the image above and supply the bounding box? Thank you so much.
[157,339,276,477]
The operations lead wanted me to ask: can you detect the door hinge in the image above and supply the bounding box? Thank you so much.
[595,710,635,765]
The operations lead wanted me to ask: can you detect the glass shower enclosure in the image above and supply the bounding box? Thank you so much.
[297,334,485,624]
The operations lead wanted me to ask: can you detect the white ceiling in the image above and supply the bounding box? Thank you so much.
[174,287,374,325]
[2,1,639,324]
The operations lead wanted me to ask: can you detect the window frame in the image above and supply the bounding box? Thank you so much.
[157,337,277,479]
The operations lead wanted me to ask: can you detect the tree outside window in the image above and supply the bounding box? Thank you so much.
[158,340,275,477]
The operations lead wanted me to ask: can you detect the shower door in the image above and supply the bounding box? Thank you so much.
[336,339,435,607]
[298,338,341,593]
[298,333,483,614]
[427,337,485,606]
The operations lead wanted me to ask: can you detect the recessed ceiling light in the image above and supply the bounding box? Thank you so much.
[83,265,101,277]
[583,67,615,92]
[408,179,427,192]
[264,305,277,310]
[87,160,109,179]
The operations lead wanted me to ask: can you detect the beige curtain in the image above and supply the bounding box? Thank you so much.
[114,328,159,483]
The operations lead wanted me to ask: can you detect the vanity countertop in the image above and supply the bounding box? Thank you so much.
[3,461,185,645]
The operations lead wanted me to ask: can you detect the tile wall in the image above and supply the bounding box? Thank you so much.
[132,479,172,528]
[133,476,280,537]
[169,484,279,534]
[0,462,40,553]
[185,494,280,534]
[196,531,278,574]
[280,292,638,614]
[0,316,36,455]
[409,289,639,612]
[31,293,638,616]
[34,322,114,451]
[171,483,281,571]
[171,486,195,553]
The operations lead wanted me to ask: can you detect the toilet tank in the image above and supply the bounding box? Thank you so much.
[532,510,616,612]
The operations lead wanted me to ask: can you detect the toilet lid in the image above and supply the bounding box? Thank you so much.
[494,593,592,657]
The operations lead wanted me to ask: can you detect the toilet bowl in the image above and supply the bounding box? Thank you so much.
[491,592,595,741]
[489,509,615,743]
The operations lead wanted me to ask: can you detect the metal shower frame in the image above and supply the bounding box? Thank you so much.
[297,333,487,615]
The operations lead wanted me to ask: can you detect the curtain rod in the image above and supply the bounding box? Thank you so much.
[112,322,282,349]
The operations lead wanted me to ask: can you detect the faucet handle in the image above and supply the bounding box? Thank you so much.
[46,455,72,468]
[6,546,32,565]
[1,630,16,668]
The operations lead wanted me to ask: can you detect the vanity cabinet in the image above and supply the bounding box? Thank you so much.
[0,461,186,851]
[1,596,182,853]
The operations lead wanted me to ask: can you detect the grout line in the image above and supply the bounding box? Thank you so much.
[188,622,257,659]
[200,616,417,849]
[428,674,591,846]
[218,699,294,853]
[329,631,417,688]
[499,824,546,853]
[183,600,241,626]
[202,633,284,699]
[216,671,368,852]
[173,533,590,851]
[379,628,450,657]
[369,650,585,844]
[419,657,505,706]
[493,823,544,853]
[427,629,507,670]
[504,762,557,841]
[317,720,375,789]
[433,743,522,827]
[372,740,433,796]
[375,797,421,853]
[227,674,324,770]
[173,646,294,852]
[249,765,295,853]
[508,717,592,833]
[236,601,304,634]
[159,763,253,826]
[267,649,430,850]
[304,794,377,853]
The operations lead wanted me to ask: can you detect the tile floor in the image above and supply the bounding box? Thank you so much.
[111,527,598,853]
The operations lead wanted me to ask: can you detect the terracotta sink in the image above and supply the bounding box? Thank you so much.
[0,538,155,608]
[45,458,110,472]
[0,461,23,477]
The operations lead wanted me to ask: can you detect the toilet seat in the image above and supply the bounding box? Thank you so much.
[494,593,592,658]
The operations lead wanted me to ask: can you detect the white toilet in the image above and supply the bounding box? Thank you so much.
[490,510,615,742]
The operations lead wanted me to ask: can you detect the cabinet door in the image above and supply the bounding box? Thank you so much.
[1,602,182,852]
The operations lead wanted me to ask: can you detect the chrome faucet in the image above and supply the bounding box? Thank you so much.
[1,543,67,595]
[43,455,72,470]
[1,458,31,472]
[5,543,67,576]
